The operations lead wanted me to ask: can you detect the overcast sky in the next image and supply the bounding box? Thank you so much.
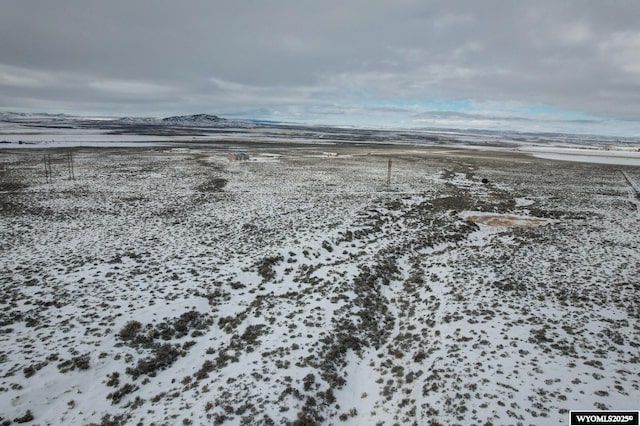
[1,1,639,135]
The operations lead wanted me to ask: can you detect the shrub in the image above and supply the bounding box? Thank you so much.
[256,255,284,282]
[106,372,120,387]
[73,353,91,370]
[106,383,138,404]
[125,343,182,379]
[241,324,267,344]
[57,354,90,373]
[14,410,34,424]
[119,321,142,340]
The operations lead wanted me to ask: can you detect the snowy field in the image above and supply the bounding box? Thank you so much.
[1,144,639,425]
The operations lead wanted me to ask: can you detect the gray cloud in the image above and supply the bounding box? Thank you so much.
[1,1,639,134]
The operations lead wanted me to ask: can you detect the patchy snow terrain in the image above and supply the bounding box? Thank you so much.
[1,143,639,425]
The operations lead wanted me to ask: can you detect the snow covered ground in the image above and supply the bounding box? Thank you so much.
[0,144,639,425]
[520,146,640,167]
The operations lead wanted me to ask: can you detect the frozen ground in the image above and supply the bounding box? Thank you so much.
[0,144,639,425]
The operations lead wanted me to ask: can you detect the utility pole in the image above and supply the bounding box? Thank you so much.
[43,155,48,183]
[387,159,392,187]
[67,152,75,180]
[44,155,53,183]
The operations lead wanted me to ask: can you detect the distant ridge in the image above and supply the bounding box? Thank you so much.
[114,116,161,124]
[161,114,226,126]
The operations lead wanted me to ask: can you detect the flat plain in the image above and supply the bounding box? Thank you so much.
[1,143,639,425]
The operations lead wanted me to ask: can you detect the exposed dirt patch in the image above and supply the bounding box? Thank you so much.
[464,213,551,227]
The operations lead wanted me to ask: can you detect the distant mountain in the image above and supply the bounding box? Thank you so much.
[161,114,226,126]
[0,111,75,124]
[112,116,161,125]
[0,111,258,132]
[107,114,255,129]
